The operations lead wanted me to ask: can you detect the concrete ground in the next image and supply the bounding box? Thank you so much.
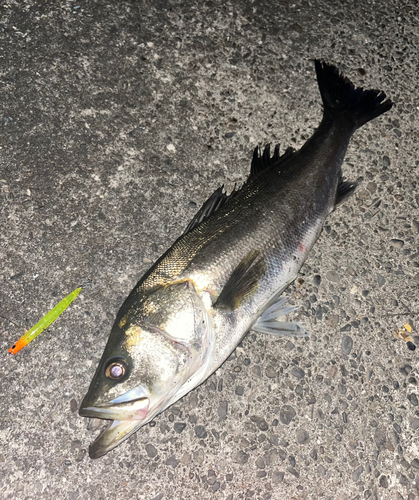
[1,0,418,499]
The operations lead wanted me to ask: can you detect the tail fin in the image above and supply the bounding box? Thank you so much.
[315,60,393,129]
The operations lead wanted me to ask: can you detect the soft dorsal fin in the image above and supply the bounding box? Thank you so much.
[215,249,267,310]
[250,144,296,179]
[183,186,238,235]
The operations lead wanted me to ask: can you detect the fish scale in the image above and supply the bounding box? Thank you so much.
[79,60,392,458]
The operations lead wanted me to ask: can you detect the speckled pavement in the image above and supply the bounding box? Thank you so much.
[1,1,418,499]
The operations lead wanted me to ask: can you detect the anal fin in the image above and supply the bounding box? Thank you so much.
[336,172,357,208]
[252,296,308,338]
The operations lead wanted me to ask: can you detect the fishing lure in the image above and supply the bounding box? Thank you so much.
[8,287,82,354]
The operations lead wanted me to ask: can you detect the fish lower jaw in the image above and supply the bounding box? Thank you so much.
[88,418,146,459]
[87,400,172,459]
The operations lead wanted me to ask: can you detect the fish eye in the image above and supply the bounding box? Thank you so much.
[105,359,128,380]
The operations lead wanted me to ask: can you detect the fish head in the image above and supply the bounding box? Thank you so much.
[79,280,213,458]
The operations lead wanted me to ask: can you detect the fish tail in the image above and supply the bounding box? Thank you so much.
[315,60,393,129]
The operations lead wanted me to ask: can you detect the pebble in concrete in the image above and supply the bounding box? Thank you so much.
[290,366,305,380]
[296,428,309,444]
[218,401,228,421]
[341,335,354,355]
[195,425,207,439]
[280,405,296,425]
[352,465,364,482]
[145,444,158,459]
[174,423,186,434]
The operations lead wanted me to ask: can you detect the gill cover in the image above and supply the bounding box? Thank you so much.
[79,280,215,458]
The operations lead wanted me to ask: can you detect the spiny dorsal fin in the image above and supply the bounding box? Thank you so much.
[183,185,238,235]
[184,144,296,236]
[215,249,267,310]
[250,144,296,179]
[335,172,357,208]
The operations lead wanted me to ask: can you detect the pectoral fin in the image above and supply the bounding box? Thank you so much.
[215,250,267,310]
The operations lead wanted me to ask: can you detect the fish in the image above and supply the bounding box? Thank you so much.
[79,60,392,458]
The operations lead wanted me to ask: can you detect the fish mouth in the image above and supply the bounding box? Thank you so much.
[79,395,150,459]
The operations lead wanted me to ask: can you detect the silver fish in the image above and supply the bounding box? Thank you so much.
[79,61,392,458]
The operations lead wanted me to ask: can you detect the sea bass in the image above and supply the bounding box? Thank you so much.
[80,61,392,458]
